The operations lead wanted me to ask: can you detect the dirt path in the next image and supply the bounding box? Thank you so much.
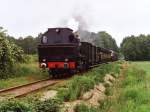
[107,62,128,112]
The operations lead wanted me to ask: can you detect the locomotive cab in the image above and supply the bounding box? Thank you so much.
[38,28,80,77]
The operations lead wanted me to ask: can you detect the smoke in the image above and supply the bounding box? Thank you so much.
[59,3,92,32]
[66,14,89,32]
[67,17,79,31]
[66,14,90,32]
[58,3,95,42]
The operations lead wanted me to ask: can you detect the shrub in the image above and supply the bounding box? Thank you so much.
[0,29,25,79]
[0,99,32,112]
[34,98,62,112]
[67,76,95,101]
[57,76,95,101]
[57,88,69,101]
[24,55,38,63]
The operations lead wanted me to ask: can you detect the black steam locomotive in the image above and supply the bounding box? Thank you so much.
[38,28,118,77]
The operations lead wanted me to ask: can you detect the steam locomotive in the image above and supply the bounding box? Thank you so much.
[38,28,118,77]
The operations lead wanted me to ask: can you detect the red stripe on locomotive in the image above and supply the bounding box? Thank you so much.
[48,62,76,69]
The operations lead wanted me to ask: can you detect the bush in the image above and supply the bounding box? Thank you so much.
[0,28,25,79]
[68,76,95,101]
[57,76,95,101]
[0,99,32,112]
[24,55,38,63]
[57,88,69,101]
[34,99,62,112]
[0,97,62,112]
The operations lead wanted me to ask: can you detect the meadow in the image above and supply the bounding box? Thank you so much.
[101,61,150,112]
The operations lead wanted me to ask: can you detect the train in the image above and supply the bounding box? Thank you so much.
[38,28,118,77]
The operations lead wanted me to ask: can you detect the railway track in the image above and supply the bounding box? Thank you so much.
[0,63,105,100]
[0,79,59,99]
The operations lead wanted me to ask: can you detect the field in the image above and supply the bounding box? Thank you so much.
[132,61,150,75]
[102,61,150,112]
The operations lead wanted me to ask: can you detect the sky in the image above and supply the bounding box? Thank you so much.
[0,0,150,46]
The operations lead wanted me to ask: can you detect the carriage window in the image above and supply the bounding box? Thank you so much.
[42,36,48,44]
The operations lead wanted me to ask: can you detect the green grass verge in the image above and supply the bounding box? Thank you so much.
[57,62,121,102]
[101,61,150,112]
[0,55,49,89]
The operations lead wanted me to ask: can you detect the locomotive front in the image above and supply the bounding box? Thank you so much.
[38,28,80,77]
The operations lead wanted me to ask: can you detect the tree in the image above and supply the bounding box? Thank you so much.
[0,27,24,78]
[93,31,119,52]
[121,35,150,61]
[8,35,39,54]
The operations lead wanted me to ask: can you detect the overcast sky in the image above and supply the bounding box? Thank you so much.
[0,0,150,46]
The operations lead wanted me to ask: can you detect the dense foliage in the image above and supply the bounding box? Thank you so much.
[93,31,119,52]
[34,99,62,112]
[0,98,62,112]
[121,35,150,61]
[0,27,24,78]
[7,35,40,54]
[0,99,32,112]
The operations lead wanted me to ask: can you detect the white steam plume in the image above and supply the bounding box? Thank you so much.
[67,18,79,31]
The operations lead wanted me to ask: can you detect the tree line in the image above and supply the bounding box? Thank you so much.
[9,29,119,54]
[78,30,119,52]
[7,35,40,54]
[121,35,150,61]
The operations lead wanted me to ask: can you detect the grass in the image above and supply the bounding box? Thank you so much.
[0,55,49,89]
[0,61,122,112]
[74,103,97,112]
[101,61,150,112]
[132,61,150,75]
[57,62,121,102]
